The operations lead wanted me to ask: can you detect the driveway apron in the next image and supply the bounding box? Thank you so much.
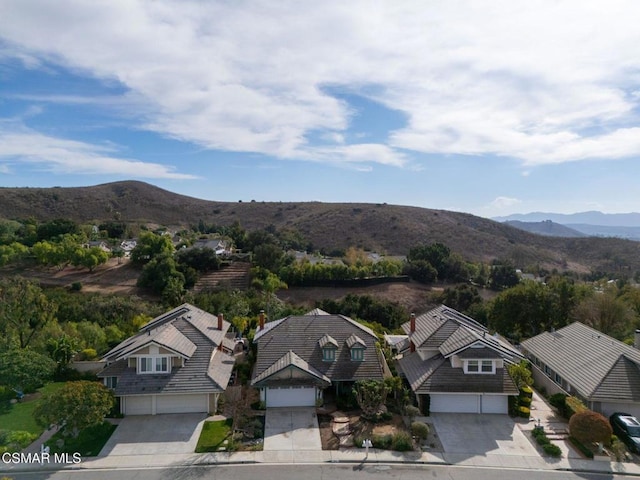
[99,413,206,456]
[263,407,322,451]
[431,413,539,457]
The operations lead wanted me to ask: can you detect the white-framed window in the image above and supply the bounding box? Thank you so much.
[466,360,479,373]
[322,347,336,362]
[105,377,118,389]
[351,348,364,362]
[138,356,170,373]
[465,359,495,374]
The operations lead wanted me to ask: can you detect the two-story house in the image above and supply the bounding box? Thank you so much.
[251,308,391,407]
[397,305,523,414]
[98,303,235,415]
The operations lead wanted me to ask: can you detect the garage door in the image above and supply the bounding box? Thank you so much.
[157,394,208,414]
[125,395,153,415]
[266,387,316,407]
[481,395,508,414]
[430,394,480,413]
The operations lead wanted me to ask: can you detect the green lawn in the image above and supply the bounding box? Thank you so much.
[0,383,65,435]
[195,419,233,453]
[45,421,117,457]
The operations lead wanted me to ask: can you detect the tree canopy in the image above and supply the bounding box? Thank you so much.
[0,348,56,391]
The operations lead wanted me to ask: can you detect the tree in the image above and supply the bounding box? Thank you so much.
[489,263,519,290]
[569,410,612,450]
[47,335,79,376]
[404,259,437,284]
[33,381,114,437]
[507,360,533,390]
[354,379,388,420]
[0,277,57,349]
[176,247,220,272]
[130,232,174,265]
[137,253,185,295]
[73,246,110,272]
[439,284,482,313]
[571,290,635,341]
[0,349,56,391]
[253,243,285,272]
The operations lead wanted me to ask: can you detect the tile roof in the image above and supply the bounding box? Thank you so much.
[99,303,234,395]
[396,304,522,396]
[521,322,640,401]
[318,334,339,348]
[253,312,386,384]
[346,334,366,348]
[398,353,518,395]
[251,350,331,387]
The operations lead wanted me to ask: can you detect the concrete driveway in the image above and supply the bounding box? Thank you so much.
[99,413,206,456]
[430,413,539,457]
[263,407,322,451]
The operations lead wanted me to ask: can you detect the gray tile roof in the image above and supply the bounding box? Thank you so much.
[521,322,640,401]
[396,305,522,396]
[346,334,366,348]
[251,350,331,387]
[98,303,234,395]
[319,334,339,348]
[398,353,518,395]
[253,312,387,385]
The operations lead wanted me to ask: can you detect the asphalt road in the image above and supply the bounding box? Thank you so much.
[2,464,630,480]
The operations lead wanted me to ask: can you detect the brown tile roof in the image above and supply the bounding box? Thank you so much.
[252,350,331,387]
[253,312,386,385]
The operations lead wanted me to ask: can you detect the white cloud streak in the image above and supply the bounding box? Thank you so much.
[1,0,639,169]
[0,125,197,179]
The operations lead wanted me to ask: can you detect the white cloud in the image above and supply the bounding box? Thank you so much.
[489,196,522,209]
[0,125,197,179]
[1,1,639,168]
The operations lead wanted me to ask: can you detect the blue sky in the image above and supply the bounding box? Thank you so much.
[1,1,640,218]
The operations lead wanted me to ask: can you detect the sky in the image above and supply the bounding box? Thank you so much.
[1,1,640,219]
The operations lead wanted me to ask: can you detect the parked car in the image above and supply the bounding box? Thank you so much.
[610,412,640,453]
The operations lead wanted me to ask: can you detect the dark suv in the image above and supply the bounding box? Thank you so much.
[610,412,640,453]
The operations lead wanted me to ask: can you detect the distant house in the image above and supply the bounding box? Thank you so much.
[251,308,390,407]
[120,240,137,257]
[192,238,230,256]
[396,305,523,414]
[98,303,235,415]
[521,322,640,418]
[83,240,111,253]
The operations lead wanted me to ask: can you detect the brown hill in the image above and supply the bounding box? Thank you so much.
[1,181,639,273]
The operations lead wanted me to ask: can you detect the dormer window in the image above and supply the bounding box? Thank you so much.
[351,348,364,362]
[346,334,367,362]
[319,334,338,362]
[464,359,495,374]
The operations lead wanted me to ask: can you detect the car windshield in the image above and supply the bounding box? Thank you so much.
[628,426,640,436]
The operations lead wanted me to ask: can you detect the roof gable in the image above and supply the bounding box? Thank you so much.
[521,322,640,399]
[251,350,331,386]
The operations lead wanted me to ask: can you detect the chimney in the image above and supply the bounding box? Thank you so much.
[635,329,640,350]
[410,313,416,333]
[259,310,265,330]
[217,313,223,331]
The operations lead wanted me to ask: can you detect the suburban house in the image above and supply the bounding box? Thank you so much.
[251,308,391,407]
[521,322,640,418]
[98,303,235,415]
[191,238,230,256]
[396,305,524,414]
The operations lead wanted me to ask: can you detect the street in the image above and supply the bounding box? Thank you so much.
[1,464,630,480]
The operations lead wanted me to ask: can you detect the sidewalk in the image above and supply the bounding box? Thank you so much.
[3,447,640,476]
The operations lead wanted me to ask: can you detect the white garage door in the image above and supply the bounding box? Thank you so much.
[481,395,508,414]
[601,402,640,419]
[266,387,316,407]
[157,394,208,414]
[430,394,480,413]
[125,395,153,415]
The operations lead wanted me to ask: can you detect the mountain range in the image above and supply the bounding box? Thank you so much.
[494,212,640,240]
[2,181,640,275]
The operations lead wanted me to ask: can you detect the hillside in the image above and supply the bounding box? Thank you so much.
[2,181,640,274]
[504,220,586,238]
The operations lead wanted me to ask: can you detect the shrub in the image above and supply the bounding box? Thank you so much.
[569,410,612,446]
[70,282,82,291]
[391,432,413,451]
[517,406,531,418]
[405,405,421,422]
[519,385,533,398]
[542,443,562,457]
[0,386,15,403]
[569,436,594,459]
[565,396,587,419]
[411,421,430,440]
[372,434,392,449]
[519,396,532,406]
[0,430,37,452]
[548,393,567,411]
[77,348,98,361]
